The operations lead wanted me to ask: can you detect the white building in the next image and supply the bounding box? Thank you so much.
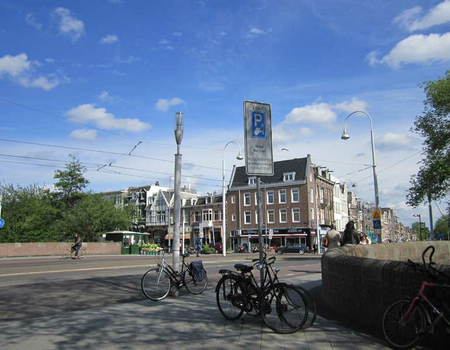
[330,175,348,232]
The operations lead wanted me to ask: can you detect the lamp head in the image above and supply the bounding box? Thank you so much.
[236,152,244,161]
[341,128,350,140]
[174,111,184,145]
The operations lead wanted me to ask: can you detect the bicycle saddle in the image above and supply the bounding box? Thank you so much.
[181,253,190,258]
[234,264,253,273]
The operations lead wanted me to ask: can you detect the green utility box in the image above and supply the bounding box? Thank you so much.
[121,246,130,254]
[130,245,140,255]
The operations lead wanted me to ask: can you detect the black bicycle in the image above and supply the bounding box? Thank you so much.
[215,250,316,334]
[382,245,450,349]
[141,251,208,301]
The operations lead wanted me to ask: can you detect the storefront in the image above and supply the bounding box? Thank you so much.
[234,227,313,249]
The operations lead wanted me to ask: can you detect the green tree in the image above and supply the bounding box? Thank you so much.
[411,222,430,241]
[0,184,61,243]
[53,155,89,209]
[407,70,450,208]
[434,215,449,240]
[62,193,133,242]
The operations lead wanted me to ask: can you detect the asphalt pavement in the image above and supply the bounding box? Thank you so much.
[0,253,398,350]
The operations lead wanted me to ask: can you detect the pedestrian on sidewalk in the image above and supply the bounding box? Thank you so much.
[341,220,360,246]
[196,236,202,257]
[324,224,341,249]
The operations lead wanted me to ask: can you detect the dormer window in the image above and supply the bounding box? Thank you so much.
[248,177,256,185]
[283,172,295,181]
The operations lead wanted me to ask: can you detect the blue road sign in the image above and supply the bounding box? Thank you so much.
[0,218,4,228]
[251,111,266,138]
[373,220,381,229]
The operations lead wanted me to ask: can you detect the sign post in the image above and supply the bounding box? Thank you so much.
[244,101,274,284]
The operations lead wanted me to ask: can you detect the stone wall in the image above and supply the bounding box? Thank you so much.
[0,242,122,258]
[321,241,450,328]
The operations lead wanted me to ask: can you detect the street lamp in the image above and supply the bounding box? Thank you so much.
[341,110,381,243]
[413,214,422,241]
[222,141,244,257]
[173,111,183,272]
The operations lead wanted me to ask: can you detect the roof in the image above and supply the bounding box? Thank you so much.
[230,157,310,188]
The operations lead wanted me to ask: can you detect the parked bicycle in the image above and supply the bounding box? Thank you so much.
[141,250,208,301]
[61,246,87,259]
[216,250,316,334]
[382,245,450,349]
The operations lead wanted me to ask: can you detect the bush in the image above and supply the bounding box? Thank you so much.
[201,244,215,254]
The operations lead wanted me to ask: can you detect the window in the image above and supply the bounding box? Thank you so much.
[248,177,256,185]
[292,208,300,222]
[267,209,275,224]
[311,208,315,220]
[279,209,287,223]
[279,189,286,203]
[310,189,314,203]
[291,188,299,203]
[283,172,295,181]
[267,190,274,204]
[202,209,212,221]
[244,211,251,224]
[244,192,251,206]
[232,214,236,222]
[255,211,258,224]
[231,196,236,204]
[309,172,313,182]
[214,209,221,221]
[195,211,201,222]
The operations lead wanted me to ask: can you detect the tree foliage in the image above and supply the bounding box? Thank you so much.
[435,214,449,240]
[0,157,135,243]
[407,70,450,207]
[411,222,430,241]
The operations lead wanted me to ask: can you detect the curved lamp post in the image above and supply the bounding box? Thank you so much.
[413,214,422,241]
[341,110,381,244]
[222,141,244,257]
[173,111,183,272]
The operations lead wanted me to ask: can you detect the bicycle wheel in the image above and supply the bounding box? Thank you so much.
[216,275,245,320]
[141,268,171,301]
[260,283,308,334]
[184,269,208,294]
[294,285,317,328]
[61,249,71,259]
[78,248,87,259]
[382,299,425,350]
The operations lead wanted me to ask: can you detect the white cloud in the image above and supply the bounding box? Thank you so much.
[273,124,313,143]
[52,7,85,41]
[115,55,140,64]
[172,32,182,37]
[335,98,368,113]
[100,34,119,44]
[158,39,174,50]
[0,53,61,90]
[65,104,151,132]
[45,58,55,63]
[285,103,337,125]
[70,129,97,141]
[246,28,273,39]
[370,33,450,68]
[394,1,450,32]
[155,98,186,112]
[25,13,42,30]
[97,91,126,104]
[376,132,417,152]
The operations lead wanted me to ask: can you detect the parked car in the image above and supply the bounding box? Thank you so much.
[208,242,223,253]
[276,244,307,255]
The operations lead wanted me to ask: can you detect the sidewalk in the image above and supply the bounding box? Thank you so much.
[0,271,393,350]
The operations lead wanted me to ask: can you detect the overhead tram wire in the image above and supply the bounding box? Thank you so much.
[0,159,222,189]
[0,138,226,172]
[0,153,223,183]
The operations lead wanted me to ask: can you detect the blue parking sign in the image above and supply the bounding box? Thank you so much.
[251,111,266,138]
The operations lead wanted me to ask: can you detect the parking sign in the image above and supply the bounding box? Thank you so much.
[244,101,274,176]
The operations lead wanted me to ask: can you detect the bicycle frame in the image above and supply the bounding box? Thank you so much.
[155,252,189,287]
[402,281,450,331]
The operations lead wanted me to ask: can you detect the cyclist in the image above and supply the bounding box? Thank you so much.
[71,234,82,259]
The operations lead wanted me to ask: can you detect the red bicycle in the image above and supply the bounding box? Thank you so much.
[382,246,450,349]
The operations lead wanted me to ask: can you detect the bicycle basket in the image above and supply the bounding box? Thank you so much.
[190,261,206,282]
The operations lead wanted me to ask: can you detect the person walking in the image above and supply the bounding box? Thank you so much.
[341,220,360,246]
[71,234,82,258]
[324,224,341,249]
[196,236,202,257]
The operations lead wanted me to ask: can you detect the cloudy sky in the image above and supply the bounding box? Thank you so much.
[1,0,449,227]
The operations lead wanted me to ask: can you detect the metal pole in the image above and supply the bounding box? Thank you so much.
[419,215,422,241]
[222,158,227,257]
[369,126,381,243]
[173,148,182,272]
[428,194,434,240]
[182,209,185,255]
[257,177,264,285]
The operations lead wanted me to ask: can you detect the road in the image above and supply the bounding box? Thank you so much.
[0,253,322,322]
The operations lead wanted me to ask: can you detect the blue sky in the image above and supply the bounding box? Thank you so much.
[1,0,450,227]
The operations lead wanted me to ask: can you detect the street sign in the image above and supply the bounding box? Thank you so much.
[372,210,381,220]
[248,234,252,239]
[374,228,381,235]
[373,220,381,229]
[244,100,274,176]
[269,229,273,240]
[0,218,4,228]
